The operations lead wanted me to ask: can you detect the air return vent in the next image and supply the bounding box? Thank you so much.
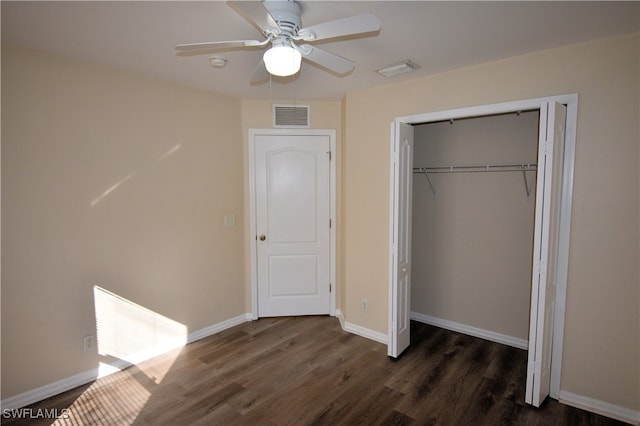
[273,104,310,128]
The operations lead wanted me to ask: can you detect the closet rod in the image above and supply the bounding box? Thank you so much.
[413,164,537,199]
[412,163,537,174]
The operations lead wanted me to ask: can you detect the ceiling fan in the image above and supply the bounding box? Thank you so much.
[175,0,381,81]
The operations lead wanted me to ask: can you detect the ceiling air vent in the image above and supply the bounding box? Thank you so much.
[273,104,310,128]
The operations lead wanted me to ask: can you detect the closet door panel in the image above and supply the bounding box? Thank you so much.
[389,121,413,357]
[526,101,566,407]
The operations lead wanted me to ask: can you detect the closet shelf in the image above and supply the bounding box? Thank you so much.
[413,163,537,198]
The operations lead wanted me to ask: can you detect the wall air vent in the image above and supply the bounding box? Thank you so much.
[273,104,310,128]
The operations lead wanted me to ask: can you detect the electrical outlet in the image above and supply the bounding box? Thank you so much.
[83,334,95,352]
[361,299,368,312]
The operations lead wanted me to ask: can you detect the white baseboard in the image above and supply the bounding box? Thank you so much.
[342,322,388,345]
[559,391,640,425]
[1,313,253,410]
[1,368,102,413]
[186,313,252,344]
[410,311,528,350]
[334,309,346,330]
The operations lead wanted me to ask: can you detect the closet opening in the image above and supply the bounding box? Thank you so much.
[388,95,578,407]
[411,110,539,352]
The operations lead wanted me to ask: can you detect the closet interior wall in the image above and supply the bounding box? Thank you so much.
[411,110,539,342]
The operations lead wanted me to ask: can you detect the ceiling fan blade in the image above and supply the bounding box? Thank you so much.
[298,13,381,42]
[298,45,355,75]
[228,1,278,35]
[250,59,270,83]
[175,39,266,52]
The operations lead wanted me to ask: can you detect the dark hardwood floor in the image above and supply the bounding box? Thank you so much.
[2,316,626,425]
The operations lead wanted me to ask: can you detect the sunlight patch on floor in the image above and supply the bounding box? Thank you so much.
[52,368,152,425]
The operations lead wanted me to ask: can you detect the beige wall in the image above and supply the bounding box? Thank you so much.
[239,99,342,313]
[342,34,639,411]
[1,47,245,397]
[412,112,538,340]
[2,33,638,417]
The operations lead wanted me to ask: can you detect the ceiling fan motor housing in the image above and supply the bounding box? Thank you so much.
[264,1,301,36]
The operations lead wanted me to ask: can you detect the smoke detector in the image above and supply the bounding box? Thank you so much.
[209,56,227,68]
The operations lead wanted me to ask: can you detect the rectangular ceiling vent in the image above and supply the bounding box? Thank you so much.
[273,104,310,128]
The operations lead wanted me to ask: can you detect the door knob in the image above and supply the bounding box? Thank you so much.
[259,234,266,241]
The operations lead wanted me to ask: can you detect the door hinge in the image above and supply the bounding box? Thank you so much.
[327,151,332,161]
[329,219,332,228]
[329,283,332,292]
[535,259,547,278]
[542,138,552,155]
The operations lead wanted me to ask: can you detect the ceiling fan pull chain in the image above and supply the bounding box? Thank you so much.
[269,73,273,106]
[293,73,297,107]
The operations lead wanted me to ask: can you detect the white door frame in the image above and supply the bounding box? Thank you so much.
[388,94,578,399]
[249,128,337,319]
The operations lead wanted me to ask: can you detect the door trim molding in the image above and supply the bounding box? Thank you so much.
[248,128,337,319]
[389,94,578,399]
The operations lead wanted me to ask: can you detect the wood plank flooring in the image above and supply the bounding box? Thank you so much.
[2,316,626,425]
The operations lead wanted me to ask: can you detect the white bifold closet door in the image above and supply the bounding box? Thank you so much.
[525,101,567,407]
[388,121,414,357]
[389,101,568,407]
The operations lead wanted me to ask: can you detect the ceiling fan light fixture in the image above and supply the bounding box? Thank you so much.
[263,45,302,77]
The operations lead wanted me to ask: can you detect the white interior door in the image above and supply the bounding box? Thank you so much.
[255,133,331,317]
[388,121,414,357]
[526,101,567,406]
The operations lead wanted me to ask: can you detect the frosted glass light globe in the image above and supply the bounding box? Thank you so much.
[263,45,302,77]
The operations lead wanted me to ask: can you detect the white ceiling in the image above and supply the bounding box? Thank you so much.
[3,1,639,101]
